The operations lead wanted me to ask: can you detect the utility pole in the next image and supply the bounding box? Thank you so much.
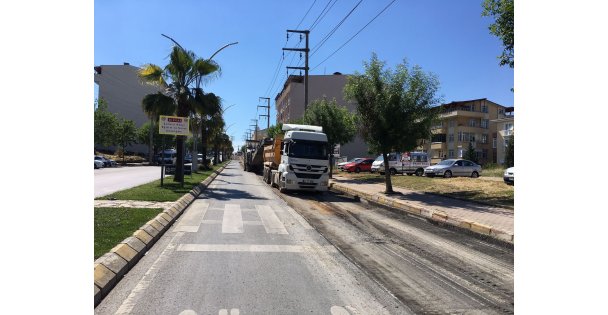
[258,97,270,131]
[250,119,258,140]
[283,29,310,111]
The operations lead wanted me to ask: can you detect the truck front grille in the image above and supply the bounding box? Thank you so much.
[294,172,322,179]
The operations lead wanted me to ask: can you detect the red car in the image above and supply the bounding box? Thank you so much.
[344,158,375,173]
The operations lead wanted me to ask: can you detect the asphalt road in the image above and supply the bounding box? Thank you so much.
[95,161,408,315]
[282,186,514,314]
[94,166,164,198]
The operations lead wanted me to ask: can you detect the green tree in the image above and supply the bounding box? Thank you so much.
[504,135,514,167]
[266,123,284,139]
[301,98,357,178]
[482,0,514,68]
[115,118,138,165]
[193,92,222,169]
[94,98,118,150]
[141,92,175,163]
[139,43,222,182]
[464,141,479,164]
[137,121,175,160]
[344,53,441,193]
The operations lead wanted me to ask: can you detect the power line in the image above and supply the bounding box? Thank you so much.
[295,0,318,29]
[308,0,335,31]
[311,0,397,71]
[310,0,364,57]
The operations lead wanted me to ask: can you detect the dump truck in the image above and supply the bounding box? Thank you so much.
[260,124,330,193]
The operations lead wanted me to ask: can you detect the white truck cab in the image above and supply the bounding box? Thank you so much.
[272,124,330,192]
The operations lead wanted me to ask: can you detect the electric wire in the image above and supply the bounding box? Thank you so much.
[311,0,397,71]
[310,0,364,57]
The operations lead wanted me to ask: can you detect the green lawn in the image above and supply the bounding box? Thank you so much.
[96,162,226,202]
[94,207,163,259]
[338,171,514,209]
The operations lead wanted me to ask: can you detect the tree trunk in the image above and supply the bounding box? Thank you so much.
[174,102,188,183]
[201,123,209,169]
[148,119,154,164]
[382,152,393,193]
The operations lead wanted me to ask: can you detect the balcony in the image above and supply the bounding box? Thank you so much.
[430,142,444,150]
[440,110,486,119]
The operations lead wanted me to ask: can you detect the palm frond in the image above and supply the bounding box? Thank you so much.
[139,64,166,86]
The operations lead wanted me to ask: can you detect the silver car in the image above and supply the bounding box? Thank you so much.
[424,159,482,178]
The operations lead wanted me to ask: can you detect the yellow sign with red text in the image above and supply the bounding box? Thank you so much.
[159,115,190,136]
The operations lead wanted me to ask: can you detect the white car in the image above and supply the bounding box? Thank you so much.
[503,167,514,185]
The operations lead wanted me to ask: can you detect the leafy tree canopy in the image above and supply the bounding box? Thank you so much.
[482,0,514,68]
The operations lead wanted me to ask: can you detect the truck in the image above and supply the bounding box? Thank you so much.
[253,124,330,193]
[370,151,430,176]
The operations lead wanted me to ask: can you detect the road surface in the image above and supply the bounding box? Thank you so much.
[94,166,164,198]
[95,161,407,314]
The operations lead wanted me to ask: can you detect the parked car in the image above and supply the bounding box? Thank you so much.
[344,158,375,173]
[370,152,429,176]
[338,158,364,171]
[185,154,192,164]
[424,159,482,178]
[94,155,116,167]
[503,167,514,185]
[94,158,104,169]
[157,149,177,165]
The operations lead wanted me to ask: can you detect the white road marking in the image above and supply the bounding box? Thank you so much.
[202,220,264,226]
[177,244,338,253]
[256,205,289,234]
[114,232,184,315]
[222,204,243,233]
[179,310,197,315]
[330,306,351,315]
[284,205,313,230]
[230,309,240,315]
[174,202,209,233]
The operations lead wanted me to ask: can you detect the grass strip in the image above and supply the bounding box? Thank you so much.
[96,162,226,202]
[94,207,163,259]
[339,172,514,209]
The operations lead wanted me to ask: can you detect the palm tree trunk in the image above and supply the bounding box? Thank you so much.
[148,119,154,164]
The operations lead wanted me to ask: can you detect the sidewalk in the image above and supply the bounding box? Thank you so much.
[329,175,514,244]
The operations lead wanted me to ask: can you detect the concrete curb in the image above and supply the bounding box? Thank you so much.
[329,182,514,245]
[94,163,228,307]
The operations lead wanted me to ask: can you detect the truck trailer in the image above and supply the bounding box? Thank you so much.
[255,124,330,193]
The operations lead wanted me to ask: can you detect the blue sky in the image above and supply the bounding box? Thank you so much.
[94,0,514,151]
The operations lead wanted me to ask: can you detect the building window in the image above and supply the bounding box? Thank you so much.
[499,108,504,115]
[482,149,488,159]
[448,120,455,127]
[448,149,454,158]
[468,119,477,127]
[481,119,489,129]
[482,104,488,113]
[448,134,454,142]
[481,134,488,144]
[469,133,475,142]
[504,123,513,136]
[493,137,497,148]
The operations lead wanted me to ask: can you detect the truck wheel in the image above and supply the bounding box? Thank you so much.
[415,168,424,176]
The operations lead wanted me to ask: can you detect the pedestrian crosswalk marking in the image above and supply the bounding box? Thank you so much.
[222,204,243,233]
[256,205,289,234]
[174,202,209,233]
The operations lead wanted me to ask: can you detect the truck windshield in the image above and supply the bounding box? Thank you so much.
[288,140,328,160]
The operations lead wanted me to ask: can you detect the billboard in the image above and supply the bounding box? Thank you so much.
[159,115,190,136]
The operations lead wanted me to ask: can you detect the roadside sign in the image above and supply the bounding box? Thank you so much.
[159,115,190,136]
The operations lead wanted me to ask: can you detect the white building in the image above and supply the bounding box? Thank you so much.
[94,63,164,155]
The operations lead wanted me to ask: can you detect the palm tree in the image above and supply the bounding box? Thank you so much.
[141,92,175,164]
[192,90,222,169]
[139,46,221,182]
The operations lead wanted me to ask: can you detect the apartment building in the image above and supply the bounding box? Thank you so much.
[94,63,164,154]
[491,107,514,165]
[421,98,513,165]
[274,73,370,159]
